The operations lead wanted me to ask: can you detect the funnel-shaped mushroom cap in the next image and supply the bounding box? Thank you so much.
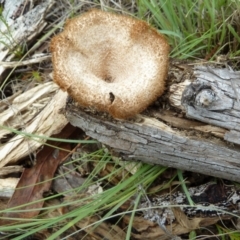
[51,9,169,119]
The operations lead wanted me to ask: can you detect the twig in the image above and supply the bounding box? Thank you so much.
[0,54,51,68]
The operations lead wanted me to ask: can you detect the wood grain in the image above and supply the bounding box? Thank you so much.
[65,63,240,182]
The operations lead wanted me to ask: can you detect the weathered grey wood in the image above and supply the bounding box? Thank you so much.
[171,66,240,145]
[0,0,54,78]
[65,104,240,182]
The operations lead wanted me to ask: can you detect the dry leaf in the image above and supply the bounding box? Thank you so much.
[1,124,76,222]
[77,215,126,240]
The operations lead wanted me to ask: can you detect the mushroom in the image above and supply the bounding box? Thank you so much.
[51,9,169,119]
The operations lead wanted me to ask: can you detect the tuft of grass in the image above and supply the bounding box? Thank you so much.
[0,148,168,239]
[137,0,240,59]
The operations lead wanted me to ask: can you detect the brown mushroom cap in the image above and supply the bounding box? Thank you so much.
[51,9,169,119]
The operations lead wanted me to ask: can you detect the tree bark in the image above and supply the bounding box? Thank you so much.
[65,62,240,183]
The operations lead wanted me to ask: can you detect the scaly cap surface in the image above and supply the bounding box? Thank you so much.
[51,9,169,119]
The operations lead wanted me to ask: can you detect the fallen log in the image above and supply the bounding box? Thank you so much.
[65,62,240,182]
